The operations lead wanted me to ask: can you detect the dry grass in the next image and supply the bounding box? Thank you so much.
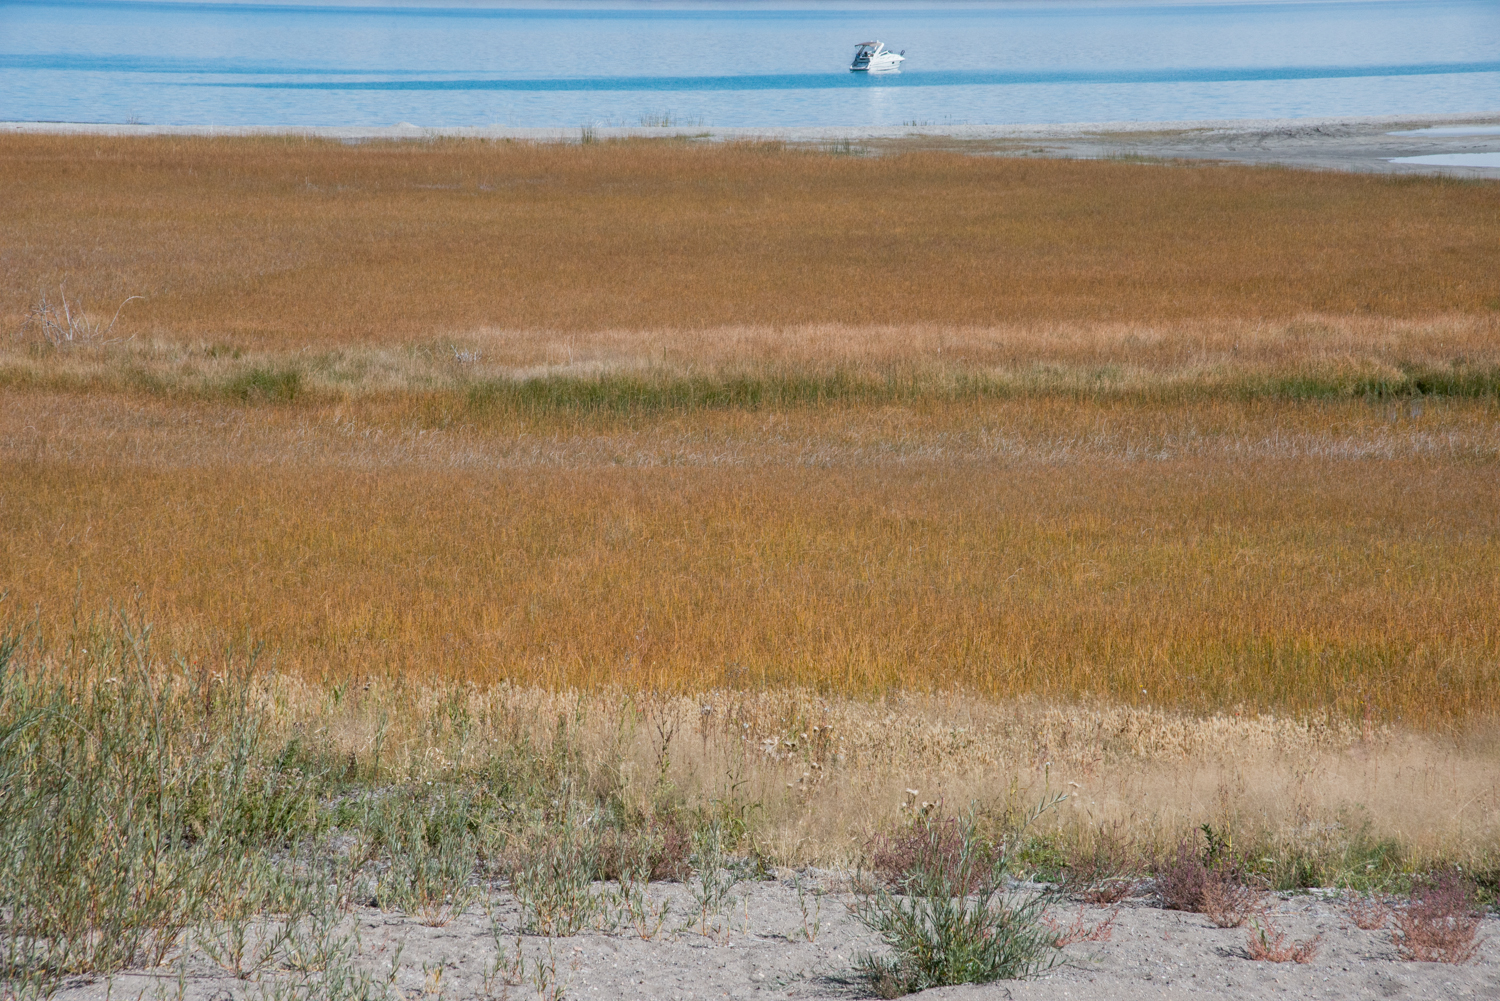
[3,392,1498,723]
[1,136,1496,774]
[16,614,1496,875]
[5,315,1500,405]
[3,135,1499,347]
[72,659,1500,870]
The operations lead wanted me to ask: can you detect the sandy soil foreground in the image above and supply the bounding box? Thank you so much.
[5,112,1499,177]
[50,877,1499,1000]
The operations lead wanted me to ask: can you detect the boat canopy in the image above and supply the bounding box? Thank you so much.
[851,39,903,72]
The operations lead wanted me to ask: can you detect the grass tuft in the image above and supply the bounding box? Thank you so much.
[852,800,1064,995]
[225,365,303,402]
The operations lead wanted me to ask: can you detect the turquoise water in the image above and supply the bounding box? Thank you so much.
[3,1,1498,127]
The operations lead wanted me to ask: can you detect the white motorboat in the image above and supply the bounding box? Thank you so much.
[850,41,904,73]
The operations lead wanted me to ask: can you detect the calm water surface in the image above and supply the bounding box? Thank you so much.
[2,0,1498,127]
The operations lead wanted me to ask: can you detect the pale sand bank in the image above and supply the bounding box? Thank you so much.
[49,880,1499,1000]
[5,112,1500,176]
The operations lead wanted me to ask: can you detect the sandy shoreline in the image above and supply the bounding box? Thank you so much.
[6,112,1500,176]
[49,878,1500,1000]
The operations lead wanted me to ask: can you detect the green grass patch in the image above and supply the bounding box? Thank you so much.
[464,371,935,415]
[224,366,303,402]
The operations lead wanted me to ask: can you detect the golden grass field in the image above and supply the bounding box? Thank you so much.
[3,136,1499,729]
[3,135,1498,737]
[6,387,1500,729]
[4,134,1499,343]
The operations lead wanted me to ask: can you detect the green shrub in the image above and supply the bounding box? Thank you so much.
[851,798,1064,996]
[0,623,292,981]
[510,814,605,936]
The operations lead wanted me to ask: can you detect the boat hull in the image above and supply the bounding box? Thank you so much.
[850,55,904,72]
[850,42,904,73]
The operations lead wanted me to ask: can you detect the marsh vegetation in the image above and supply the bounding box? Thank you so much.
[1,135,1496,994]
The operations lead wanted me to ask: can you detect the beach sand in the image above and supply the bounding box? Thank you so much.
[46,878,1499,1000]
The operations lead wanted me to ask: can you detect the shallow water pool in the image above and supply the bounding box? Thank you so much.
[1387,125,1500,136]
[1387,152,1500,167]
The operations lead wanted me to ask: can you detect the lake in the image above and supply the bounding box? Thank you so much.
[2,0,1499,128]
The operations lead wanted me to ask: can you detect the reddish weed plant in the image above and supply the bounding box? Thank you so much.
[1393,872,1485,964]
[1156,833,1240,911]
[1246,917,1322,963]
[1045,905,1120,946]
[1346,893,1392,931]
[1156,828,1261,926]
[596,818,695,882]
[1081,879,1140,906]
[867,815,986,895]
[1155,837,1213,911]
[1065,824,1145,905]
[1201,878,1264,929]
